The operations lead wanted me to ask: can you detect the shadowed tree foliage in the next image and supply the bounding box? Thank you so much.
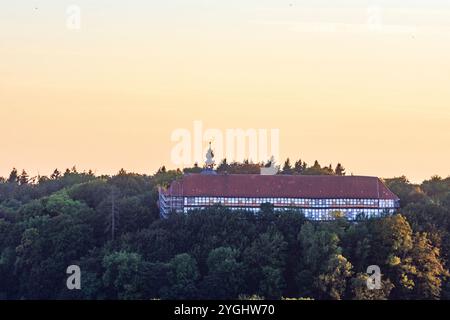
[0,165,448,300]
[199,247,244,299]
[162,253,200,299]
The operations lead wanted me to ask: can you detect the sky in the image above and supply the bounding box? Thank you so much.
[1,0,450,183]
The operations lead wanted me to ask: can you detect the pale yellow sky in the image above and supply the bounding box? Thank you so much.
[1,1,449,182]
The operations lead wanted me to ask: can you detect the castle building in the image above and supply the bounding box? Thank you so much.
[158,173,400,220]
[158,145,400,220]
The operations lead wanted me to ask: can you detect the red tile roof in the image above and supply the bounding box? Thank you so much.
[165,174,399,200]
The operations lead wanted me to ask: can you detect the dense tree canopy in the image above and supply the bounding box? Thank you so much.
[0,165,449,300]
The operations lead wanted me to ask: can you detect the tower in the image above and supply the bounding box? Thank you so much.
[202,142,217,174]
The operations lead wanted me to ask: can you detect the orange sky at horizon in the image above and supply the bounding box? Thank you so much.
[1,1,449,183]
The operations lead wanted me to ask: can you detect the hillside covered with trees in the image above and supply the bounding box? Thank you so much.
[0,160,449,300]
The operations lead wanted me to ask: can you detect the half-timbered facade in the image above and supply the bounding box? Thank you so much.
[158,174,400,220]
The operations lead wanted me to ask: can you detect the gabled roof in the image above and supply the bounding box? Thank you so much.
[165,174,399,200]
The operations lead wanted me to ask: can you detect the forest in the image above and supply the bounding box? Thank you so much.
[0,159,449,300]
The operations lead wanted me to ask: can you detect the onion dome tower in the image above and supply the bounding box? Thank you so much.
[202,142,217,175]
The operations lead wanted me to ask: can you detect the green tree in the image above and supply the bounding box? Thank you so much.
[281,158,293,174]
[298,222,349,299]
[335,163,345,176]
[298,222,340,274]
[293,160,304,174]
[50,169,61,180]
[162,253,199,299]
[317,254,353,300]
[18,170,29,185]
[259,266,285,299]
[200,247,244,299]
[8,168,18,184]
[244,227,287,296]
[351,273,393,300]
[370,215,415,298]
[102,251,146,299]
[384,177,428,208]
[409,232,447,299]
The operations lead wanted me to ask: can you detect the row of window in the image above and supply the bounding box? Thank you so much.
[379,199,396,208]
[184,197,396,208]
[182,206,395,220]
